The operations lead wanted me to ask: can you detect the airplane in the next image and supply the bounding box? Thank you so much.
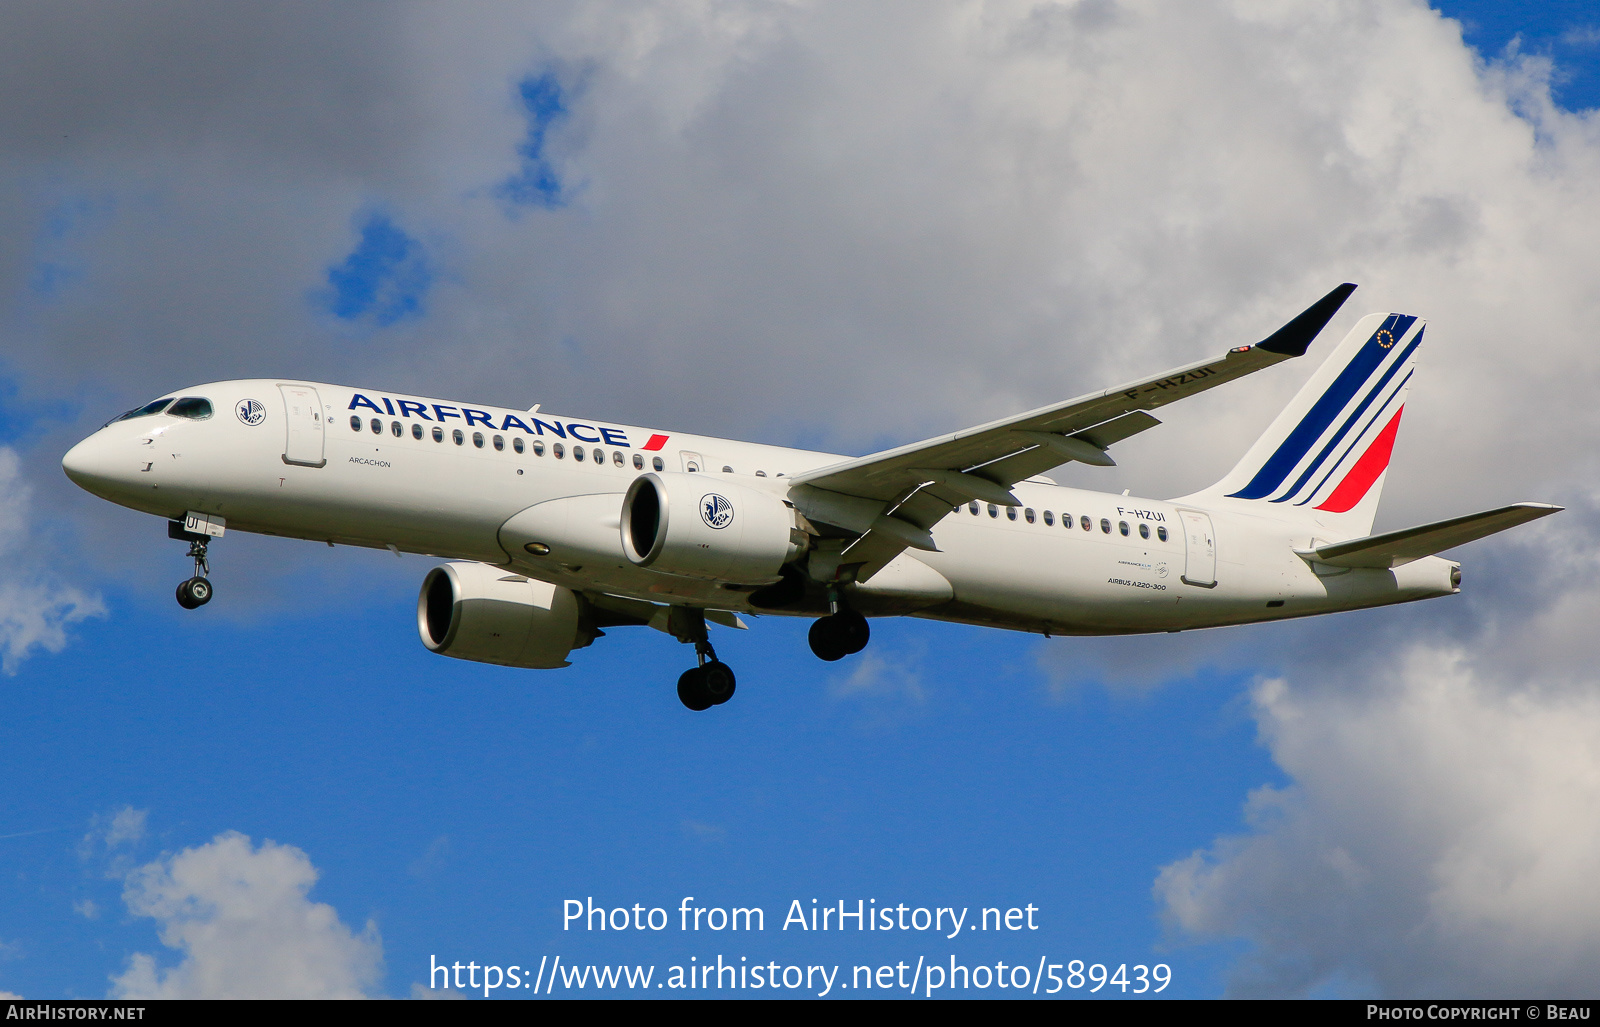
[61,284,1559,711]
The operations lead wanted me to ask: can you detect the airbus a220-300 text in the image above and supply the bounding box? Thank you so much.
[63,285,1558,710]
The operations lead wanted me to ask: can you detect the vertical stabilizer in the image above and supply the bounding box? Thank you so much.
[1176,311,1424,540]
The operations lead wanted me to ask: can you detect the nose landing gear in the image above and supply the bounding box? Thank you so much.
[169,520,214,609]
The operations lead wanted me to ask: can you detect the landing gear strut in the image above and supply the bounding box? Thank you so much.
[170,521,214,610]
[669,607,736,711]
[808,591,869,662]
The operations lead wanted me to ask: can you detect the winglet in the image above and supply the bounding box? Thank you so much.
[1255,283,1358,357]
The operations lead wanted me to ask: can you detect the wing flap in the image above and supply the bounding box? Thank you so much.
[1303,503,1561,568]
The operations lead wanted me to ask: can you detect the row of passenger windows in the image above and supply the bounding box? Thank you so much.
[350,415,671,470]
[964,500,1169,542]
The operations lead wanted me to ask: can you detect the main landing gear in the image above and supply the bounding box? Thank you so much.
[669,607,736,712]
[169,520,213,609]
[807,593,869,662]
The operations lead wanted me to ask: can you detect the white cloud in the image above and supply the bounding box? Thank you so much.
[0,447,103,673]
[1156,643,1600,998]
[102,807,147,849]
[79,805,150,877]
[829,649,925,703]
[1560,25,1600,48]
[410,982,467,1000]
[407,836,450,878]
[0,991,20,1000]
[110,831,383,999]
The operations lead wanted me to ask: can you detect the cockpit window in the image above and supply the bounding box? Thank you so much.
[111,398,174,423]
[167,397,213,419]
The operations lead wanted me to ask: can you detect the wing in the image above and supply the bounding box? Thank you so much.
[788,284,1358,580]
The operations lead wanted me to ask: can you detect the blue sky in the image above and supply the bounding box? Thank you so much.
[2,1,1599,1000]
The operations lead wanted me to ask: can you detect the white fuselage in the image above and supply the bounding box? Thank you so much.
[62,380,1458,636]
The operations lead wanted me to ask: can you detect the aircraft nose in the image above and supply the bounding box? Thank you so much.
[62,433,138,497]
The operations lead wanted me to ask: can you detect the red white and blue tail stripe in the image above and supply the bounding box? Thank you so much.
[1197,311,1424,536]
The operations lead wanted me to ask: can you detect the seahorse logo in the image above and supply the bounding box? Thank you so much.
[700,493,734,529]
[236,398,267,426]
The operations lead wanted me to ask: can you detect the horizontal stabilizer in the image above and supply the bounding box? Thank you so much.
[1302,503,1562,568]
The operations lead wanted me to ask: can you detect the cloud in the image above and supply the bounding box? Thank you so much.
[680,819,726,841]
[79,805,149,875]
[110,831,383,999]
[407,836,450,878]
[410,981,467,1000]
[103,807,147,849]
[829,649,925,704]
[0,447,103,673]
[1560,25,1600,48]
[1156,647,1600,998]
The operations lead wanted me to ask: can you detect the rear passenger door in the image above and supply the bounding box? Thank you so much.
[1178,510,1216,588]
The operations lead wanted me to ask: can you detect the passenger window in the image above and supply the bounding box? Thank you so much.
[493,434,504,451]
[1025,508,1036,524]
[988,504,998,518]
[1100,518,1111,533]
[370,418,382,434]
[633,453,644,469]
[412,423,423,440]
[969,501,980,515]
[1158,526,1168,542]
[167,397,213,419]
[1139,523,1150,539]
[472,432,484,449]
[350,415,361,431]
[1006,507,1018,521]
[686,461,698,472]
[1043,511,1054,526]
[1119,521,1130,536]
[572,445,585,461]
[1061,513,1070,527]
[652,456,664,471]
[391,421,402,437]
[613,451,625,467]
[1081,516,1091,531]
[513,437,525,454]
[452,429,464,446]
[553,443,565,459]
[594,448,605,465]
[432,426,444,443]
[722,465,734,473]
[755,470,766,477]
[533,440,545,456]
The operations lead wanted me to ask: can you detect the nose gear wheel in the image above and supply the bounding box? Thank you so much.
[169,521,214,609]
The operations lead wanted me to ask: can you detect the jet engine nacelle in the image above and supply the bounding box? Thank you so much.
[621,472,805,583]
[418,561,584,669]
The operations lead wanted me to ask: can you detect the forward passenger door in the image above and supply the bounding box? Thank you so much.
[278,384,327,468]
